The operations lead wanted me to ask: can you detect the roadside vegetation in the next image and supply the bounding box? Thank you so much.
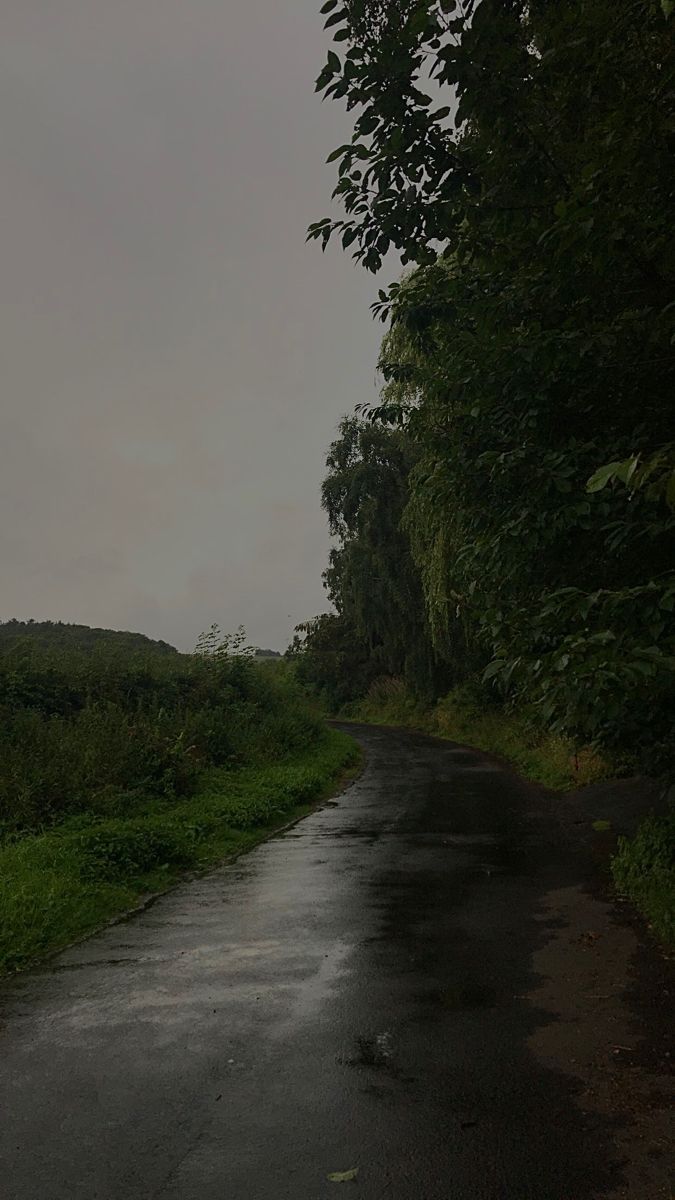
[0,622,358,973]
[293,0,674,939]
[340,678,608,792]
[612,807,675,944]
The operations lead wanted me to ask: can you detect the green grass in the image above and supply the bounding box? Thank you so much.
[0,728,360,975]
[342,679,610,791]
[611,806,675,945]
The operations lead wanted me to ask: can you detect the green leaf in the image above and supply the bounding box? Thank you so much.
[586,462,622,493]
[613,456,639,485]
[328,1167,359,1182]
[320,0,339,11]
[592,820,611,832]
[661,0,673,18]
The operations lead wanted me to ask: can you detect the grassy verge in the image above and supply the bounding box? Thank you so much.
[342,681,609,791]
[612,805,675,944]
[0,728,360,976]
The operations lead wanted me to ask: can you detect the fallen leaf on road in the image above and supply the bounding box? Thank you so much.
[328,1167,359,1182]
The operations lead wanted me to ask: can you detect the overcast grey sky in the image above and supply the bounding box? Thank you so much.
[1,1,386,650]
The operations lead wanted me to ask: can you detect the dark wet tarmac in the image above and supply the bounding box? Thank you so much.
[0,725,632,1198]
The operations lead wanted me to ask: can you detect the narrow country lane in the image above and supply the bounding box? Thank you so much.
[0,725,671,1199]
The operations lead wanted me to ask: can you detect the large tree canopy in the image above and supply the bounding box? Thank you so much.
[310,0,672,282]
[304,0,675,772]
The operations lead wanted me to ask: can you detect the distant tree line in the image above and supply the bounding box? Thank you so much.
[0,620,178,658]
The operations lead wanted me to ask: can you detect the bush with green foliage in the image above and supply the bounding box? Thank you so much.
[0,623,323,837]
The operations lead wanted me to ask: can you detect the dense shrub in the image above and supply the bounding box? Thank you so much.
[0,630,322,837]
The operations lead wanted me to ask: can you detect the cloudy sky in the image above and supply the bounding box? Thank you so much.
[1,1,387,651]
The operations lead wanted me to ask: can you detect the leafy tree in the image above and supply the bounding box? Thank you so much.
[291,418,446,706]
[309,0,675,770]
[322,416,445,697]
[288,612,374,709]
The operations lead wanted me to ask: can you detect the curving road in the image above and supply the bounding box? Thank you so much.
[0,725,670,1198]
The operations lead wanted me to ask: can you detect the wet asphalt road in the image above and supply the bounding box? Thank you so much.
[1,725,623,1199]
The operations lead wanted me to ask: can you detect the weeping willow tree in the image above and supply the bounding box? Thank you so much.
[321,416,447,698]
